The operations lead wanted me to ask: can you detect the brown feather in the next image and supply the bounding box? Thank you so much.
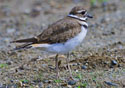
[36,17,81,44]
[11,37,37,43]
[12,43,33,50]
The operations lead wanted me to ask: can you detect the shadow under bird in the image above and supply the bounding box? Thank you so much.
[11,6,93,79]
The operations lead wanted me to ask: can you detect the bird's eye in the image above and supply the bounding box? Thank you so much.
[81,11,86,14]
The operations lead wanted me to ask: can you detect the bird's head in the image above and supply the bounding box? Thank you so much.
[68,6,93,21]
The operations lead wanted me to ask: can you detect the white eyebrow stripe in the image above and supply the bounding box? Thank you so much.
[68,14,87,21]
[77,10,85,13]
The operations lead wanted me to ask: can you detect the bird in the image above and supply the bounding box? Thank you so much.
[11,6,93,79]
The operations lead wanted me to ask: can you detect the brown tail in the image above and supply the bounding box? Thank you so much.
[11,37,37,43]
[13,43,33,50]
[11,37,38,51]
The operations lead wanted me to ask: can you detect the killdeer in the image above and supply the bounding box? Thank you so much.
[11,6,93,79]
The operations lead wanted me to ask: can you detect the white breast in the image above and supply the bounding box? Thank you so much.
[46,26,87,54]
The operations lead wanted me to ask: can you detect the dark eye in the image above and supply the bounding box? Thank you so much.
[81,11,86,14]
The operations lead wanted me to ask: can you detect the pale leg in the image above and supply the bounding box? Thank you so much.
[55,54,60,79]
[66,53,73,79]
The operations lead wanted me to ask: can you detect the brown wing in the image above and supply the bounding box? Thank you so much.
[36,17,81,44]
[11,17,81,50]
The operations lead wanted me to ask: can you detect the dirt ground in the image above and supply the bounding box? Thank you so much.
[0,0,125,88]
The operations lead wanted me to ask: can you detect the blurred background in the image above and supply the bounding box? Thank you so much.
[0,0,125,88]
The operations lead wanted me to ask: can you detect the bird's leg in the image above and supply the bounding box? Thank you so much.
[55,54,60,79]
[66,53,73,79]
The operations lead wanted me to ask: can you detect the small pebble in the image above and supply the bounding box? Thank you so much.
[118,64,121,67]
[75,70,79,72]
[30,7,41,17]
[104,81,118,86]
[24,9,31,14]
[77,63,80,65]
[6,61,12,65]
[18,66,24,70]
[2,7,11,16]
[22,80,28,84]
[48,65,55,70]
[38,82,43,88]
[104,61,109,65]
[7,28,16,33]
[72,63,77,66]
[43,80,49,83]
[68,80,76,85]
[81,65,87,69]
[47,86,51,88]
[111,60,117,65]
[8,84,17,88]
[41,64,47,67]
[33,78,41,83]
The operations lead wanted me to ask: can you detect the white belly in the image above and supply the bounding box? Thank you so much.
[46,26,87,54]
[32,26,87,54]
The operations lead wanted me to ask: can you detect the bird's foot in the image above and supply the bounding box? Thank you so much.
[69,75,74,80]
